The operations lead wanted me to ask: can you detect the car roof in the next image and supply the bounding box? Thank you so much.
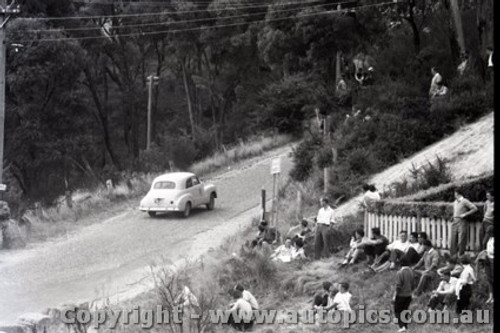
[153,172,195,183]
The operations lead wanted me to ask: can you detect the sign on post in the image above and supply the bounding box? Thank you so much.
[0,184,6,191]
[270,156,281,175]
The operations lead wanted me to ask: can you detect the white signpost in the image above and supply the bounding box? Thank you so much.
[270,157,281,239]
[0,184,6,191]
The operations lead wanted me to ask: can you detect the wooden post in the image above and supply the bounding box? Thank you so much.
[323,116,330,195]
[261,188,266,220]
[296,189,303,222]
[271,173,277,225]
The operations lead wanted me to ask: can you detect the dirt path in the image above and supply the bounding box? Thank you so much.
[0,146,294,323]
[335,112,494,217]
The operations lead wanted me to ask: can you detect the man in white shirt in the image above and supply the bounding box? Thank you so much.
[427,272,458,311]
[234,284,259,310]
[324,282,352,312]
[374,231,411,272]
[314,197,336,259]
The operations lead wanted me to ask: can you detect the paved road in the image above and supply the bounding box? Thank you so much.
[0,148,293,322]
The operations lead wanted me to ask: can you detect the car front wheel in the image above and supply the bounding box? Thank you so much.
[183,202,191,218]
[148,211,157,217]
[206,194,216,210]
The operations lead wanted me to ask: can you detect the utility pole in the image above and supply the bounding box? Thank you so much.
[146,74,159,151]
[0,1,20,192]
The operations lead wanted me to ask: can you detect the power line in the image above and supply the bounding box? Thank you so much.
[18,1,396,43]
[28,0,353,21]
[26,2,333,33]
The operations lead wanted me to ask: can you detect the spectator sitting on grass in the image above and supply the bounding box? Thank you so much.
[372,231,411,272]
[437,253,463,278]
[254,220,279,247]
[427,271,458,311]
[270,237,294,262]
[287,219,312,242]
[291,238,307,261]
[340,228,368,266]
[403,232,424,265]
[228,289,253,331]
[358,227,388,265]
[455,254,476,314]
[234,283,259,310]
[324,282,352,312]
[412,240,440,296]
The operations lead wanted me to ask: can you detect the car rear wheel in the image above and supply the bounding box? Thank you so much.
[183,202,191,218]
[148,211,157,217]
[206,193,216,210]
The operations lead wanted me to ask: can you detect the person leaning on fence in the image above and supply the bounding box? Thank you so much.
[455,254,476,314]
[361,184,381,210]
[314,197,336,260]
[393,257,414,332]
[427,271,458,311]
[412,239,440,296]
[359,227,389,265]
[450,189,478,257]
[479,189,494,250]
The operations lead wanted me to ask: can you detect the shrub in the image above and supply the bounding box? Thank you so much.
[290,138,319,182]
[369,200,484,221]
[396,174,493,203]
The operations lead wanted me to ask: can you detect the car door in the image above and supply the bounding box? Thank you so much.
[190,176,204,206]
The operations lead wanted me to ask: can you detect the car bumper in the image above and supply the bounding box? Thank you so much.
[139,206,181,212]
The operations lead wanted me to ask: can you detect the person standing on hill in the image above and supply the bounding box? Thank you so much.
[450,189,478,257]
[429,67,443,99]
[314,197,336,259]
[393,257,414,332]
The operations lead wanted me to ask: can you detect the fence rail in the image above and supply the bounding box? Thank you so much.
[364,212,482,252]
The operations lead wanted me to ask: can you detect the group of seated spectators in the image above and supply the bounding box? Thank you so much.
[339,226,494,316]
[249,219,312,263]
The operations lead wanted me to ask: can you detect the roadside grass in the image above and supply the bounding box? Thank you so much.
[21,134,293,246]
[189,134,293,176]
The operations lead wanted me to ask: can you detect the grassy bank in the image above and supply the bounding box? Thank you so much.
[21,134,293,245]
[96,210,492,333]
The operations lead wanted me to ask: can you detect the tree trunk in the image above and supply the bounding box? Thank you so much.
[181,59,196,140]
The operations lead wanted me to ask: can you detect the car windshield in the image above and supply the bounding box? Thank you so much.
[153,181,176,189]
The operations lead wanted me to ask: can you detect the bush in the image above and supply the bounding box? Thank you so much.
[396,174,493,203]
[369,200,484,221]
[290,138,319,182]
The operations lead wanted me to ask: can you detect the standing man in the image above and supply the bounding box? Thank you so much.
[479,189,494,250]
[314,197,336,259]
[451,189,478,257]
[393,257,414,332]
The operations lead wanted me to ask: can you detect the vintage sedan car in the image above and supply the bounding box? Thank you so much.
[139,172,217,217]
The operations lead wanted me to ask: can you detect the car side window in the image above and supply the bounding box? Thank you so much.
[192,176,200,186]
[186,178,193,189]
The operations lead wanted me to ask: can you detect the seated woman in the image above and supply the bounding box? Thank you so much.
[287,219,312,241]
[270,238,294,263]
[438,255,463,278]
[341,228,367,266]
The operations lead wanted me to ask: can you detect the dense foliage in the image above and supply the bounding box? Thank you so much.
[2,0,494,208]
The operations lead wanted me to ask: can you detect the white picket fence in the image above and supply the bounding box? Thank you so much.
[364,212,482,252]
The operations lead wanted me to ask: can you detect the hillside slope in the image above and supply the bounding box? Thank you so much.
[335,112,494,217]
